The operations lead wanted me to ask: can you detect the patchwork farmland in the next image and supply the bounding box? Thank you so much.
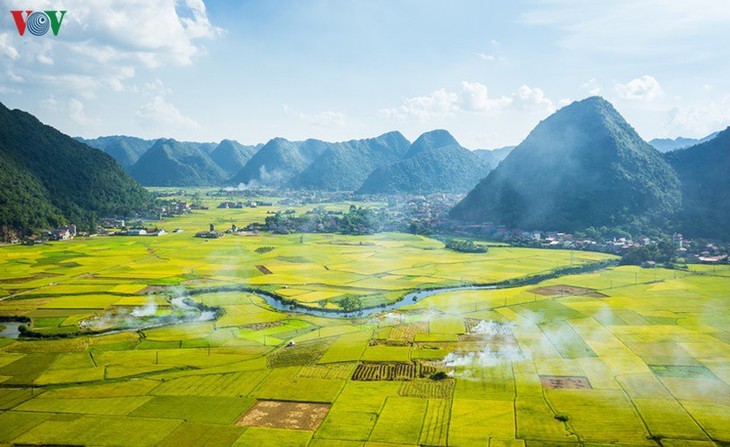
[0,203,728,446]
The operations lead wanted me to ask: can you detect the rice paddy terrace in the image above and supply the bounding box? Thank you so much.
[0,203,728,446]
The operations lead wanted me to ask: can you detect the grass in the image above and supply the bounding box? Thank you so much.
[0,200,728,445]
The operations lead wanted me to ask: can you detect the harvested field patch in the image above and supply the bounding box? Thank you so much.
[267,339,333,368]
[530,284,607,298]
[0,273,60,284]
[298,363,354,380]
[540,375,592,389]
[236,400,330,430]
[388,322,429,342]
[399,379,454,399]
[351,362,438,381]
[255,265,272,275]
[242,321,285,331]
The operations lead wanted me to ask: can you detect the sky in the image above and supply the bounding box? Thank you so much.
[0,0,729,149]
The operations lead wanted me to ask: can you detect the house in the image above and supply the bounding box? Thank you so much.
[127,228,147,236]
[50,225,75,241]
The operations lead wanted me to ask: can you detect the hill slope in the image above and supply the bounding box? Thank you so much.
[129,139,228,186]
[473,146,514,169]
[665,127,730,240]
[289,131,410,190]
[357,130,491,194]
[0,103,149,235]
[450,97,681,231]
[229,138,330,187]
[77,136,154,169]
[209,140,260,178]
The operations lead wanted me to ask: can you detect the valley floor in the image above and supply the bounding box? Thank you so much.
[0,204,728,446]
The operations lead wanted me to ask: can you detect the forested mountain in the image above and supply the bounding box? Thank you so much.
[450,97,682,231]
[209,139,260,177]
[357,130,491,194]
[229,138,330,187]
[0,103,150,237]
[289,131,410,190]
[129,139,228,186]
[473,146,514,169]
[665,127,730,240]
[76,135,155,169]
[649,132,718,153]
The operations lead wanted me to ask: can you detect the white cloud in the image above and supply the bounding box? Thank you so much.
[515,84,555,112]
[379,82,512,120]
[136,96,201,130]
[665,98,730,137]
[68,99,98,125]
[522,0,730,57]
[0,33,19,60]
[459,82,513,112]
[0,0,222,99]
[581,78,601,95]
[283,105,346,128]
[478,52,495,62]
[615,75,663,101]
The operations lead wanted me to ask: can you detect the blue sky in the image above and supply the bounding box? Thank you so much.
[1,0,729,148]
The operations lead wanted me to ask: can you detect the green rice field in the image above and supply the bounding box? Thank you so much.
[0,201,728,446]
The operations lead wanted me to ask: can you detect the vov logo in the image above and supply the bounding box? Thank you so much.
[10,10,67,36]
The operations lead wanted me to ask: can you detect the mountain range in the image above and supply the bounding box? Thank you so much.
[3,97,728,241]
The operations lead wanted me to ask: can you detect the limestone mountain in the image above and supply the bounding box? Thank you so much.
[450,97,682,231]
[209,139,261,178]
[76,135,155,169]
[129,139,228,186]
[289,131,410,190]
[357,130,492,195]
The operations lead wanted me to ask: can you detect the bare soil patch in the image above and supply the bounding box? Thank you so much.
[530,285,607,298]
[540,375,592,389]
[255,265,273,275]
[236,400,330,430]
[352,361,438,381]
[0,273,60,284]
[242,321,285,331]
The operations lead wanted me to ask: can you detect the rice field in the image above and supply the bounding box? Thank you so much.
[0,201,728,445]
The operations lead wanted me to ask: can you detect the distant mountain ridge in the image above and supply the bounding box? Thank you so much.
[129,139,229,186]
[451,97,682,231]
[289,131,411,190]
[76,135,154,169]
[357,130,492,194]
[210,139,261,177]
[649,132,719,153]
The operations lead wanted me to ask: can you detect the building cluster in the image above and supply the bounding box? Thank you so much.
[217,200,272,209]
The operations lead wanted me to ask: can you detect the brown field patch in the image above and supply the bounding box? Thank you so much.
[530,285,606,298]
[236,400,330,430]
[0,273,60,284]
[255,265,273,275]
[388,322,429,342]
[540,375,592,389]
[399,379,454,399]
[243,321,285,331]
[352,362,438,381]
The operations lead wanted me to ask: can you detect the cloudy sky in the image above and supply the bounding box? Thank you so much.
[1,0,729,148]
